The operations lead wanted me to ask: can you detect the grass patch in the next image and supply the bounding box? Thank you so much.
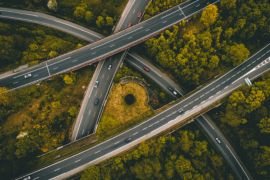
[97,82,154,139]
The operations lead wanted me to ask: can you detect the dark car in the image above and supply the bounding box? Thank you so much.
[177,108,184,114]
[167,86,173,92]
[138,12,142,18]
[94,98,99,106]
[143,66,150,72]
[128,23,132,28]
[125,137,132,142]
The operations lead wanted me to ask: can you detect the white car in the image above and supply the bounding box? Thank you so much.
[108,64,112,70]
[94,81,99,88]
[23,176,31,180]
[215,138,221,144]
[24,73,32,78]
[173,91,177,95]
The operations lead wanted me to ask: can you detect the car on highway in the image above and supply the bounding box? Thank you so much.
[167,86,173,92]
[94,98,99,106]
[177,108,184,114]
[108,64,112,70]
[24,73,32,78]
[173,91,177,96]
[215,138,221,144]
[96,39,99,41]
[23,176,31,180]
[138,12,142,18]
[94,81,99,88]
[143,66,150,72]
[125,137,132,142]
[128,23,132,28]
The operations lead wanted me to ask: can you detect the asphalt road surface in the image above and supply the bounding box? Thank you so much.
[72,0,151,140]
[126,51,253,180]
[17,40,270,180]
[0,0,218,91]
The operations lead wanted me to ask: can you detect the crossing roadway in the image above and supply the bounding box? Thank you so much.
[16,37,270,180]
[0,0,219,91]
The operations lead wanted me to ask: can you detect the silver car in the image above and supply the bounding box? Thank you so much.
[24,73,32,78]
[215,138,221,144]
[94,81,99,88]
[108,64,112,70]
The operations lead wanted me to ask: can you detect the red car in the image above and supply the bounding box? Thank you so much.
[138,12,142,18]
[96,39,99,41]
[128,23,132,28]
[143,66,150,72]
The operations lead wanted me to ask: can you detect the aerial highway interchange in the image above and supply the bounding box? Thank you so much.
[2,0,270,179]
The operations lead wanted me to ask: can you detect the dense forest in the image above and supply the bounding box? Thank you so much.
[0,0,128,35]
[209,72,270,179]
[142,0,270,90]
[0,19,88,73]
[80,123,234,180]
[0,66,95,179]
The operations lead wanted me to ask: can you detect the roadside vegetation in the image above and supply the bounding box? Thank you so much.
[97,82,154,139]
[114,63,174,109]
[0,0,128,35]
[137,0,270,91]
[81,123,234,180]
[144,0,187,20]
[0,19,88,73]
[208,71,270,179]
[0,66,95,179]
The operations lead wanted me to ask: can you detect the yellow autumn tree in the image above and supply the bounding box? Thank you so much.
[0,87,16,106]
[200,4,219,27]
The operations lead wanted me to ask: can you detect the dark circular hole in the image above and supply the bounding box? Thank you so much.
[125,94,135,105]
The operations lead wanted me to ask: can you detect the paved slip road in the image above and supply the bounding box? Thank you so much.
[72,0,151,141]
[0,0,218,92]
[126,51,253,180]
[17,41,270,180]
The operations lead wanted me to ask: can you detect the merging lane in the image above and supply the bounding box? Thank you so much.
[72,0,151,140]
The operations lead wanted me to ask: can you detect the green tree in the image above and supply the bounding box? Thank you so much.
[175,155,194,178]
[51,101,61,109]
[222,43,250,66]
[29,43,38,51]
[96,16,105,28]
[253,146,270,175]
[81,165,101,180]
[245,87,265,113]
[178,130,194,153]
[106,16,114,26]
[208,55,219,70]
[159,92,165,99]
[68,106,77,116]
[130,157,162,180]
[15,130,43,158]
[223,27,234,40]
[48,51,58,58]
[74,6,86,20]
[189,140,208,157]
[220,111,247,127]
[257,117,270,133]
[85,11,94,23]
[200,4,219,27]
[220,0,236,10]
